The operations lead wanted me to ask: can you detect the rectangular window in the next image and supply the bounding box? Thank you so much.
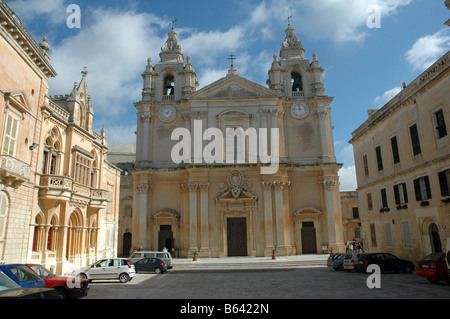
[413,176,432,201]
[363,155,369,177]
[354,228,361,238]
[375,146,383,171]
[370,223,377,247]
[438,169,450,197]
[367,193,373,210]
[402,221,413,247]
[409,124,422,156]
[434,109,447,139]
[384,223,393,247]
[391,136,400,164]
[381,188,388,208]
[2,112,20,156]
[393,183,408,205]
[352,207,359,219]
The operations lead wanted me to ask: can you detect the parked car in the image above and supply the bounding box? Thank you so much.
[331,253,347,271]
[0,270,57,299]
[129,251,173,269]
[356,253,415,273]
[73,258,136,283]
[416,253,449,284]
[134,258,167,274]
[343,253,365,272]
[26,264,89,299]
[0,264,45,288]
[327,253,345,268]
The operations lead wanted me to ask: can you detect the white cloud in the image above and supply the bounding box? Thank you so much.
[405,28,450,72]
[48,8,166,117]
[339,165,357,191]
[373,86,402,107]
[246,0,412,42]
[8,0,67,24]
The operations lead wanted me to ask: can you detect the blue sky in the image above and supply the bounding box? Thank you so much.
[7,0,450,190]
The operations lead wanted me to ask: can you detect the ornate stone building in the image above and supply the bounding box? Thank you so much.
[0,0,121,275]
[130,24,345,258]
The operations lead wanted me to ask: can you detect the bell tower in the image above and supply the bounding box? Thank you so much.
[141,28,198,103]
[268,24,325,98]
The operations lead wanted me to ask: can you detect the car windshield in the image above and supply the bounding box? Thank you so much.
[421,253,443,262]
[0,271,20,291]
[7,265,42,282]
[28,265,54,278]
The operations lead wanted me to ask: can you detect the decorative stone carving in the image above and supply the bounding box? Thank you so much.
[228,170,243,187]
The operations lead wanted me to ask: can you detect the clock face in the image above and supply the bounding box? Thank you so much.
[158,105,177,123]
[291,102,310,119]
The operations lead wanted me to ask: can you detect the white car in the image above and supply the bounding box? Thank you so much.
[73,258,136,283]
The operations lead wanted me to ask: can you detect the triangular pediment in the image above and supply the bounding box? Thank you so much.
[4,90,31,113]
[189,73,278,100]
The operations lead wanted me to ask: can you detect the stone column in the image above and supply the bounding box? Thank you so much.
[136,183,151,250]
[274,181,287,255]
[262,181,274,255]
[320,178,345,253]
[199,182,210,256]
[187,183,198,253]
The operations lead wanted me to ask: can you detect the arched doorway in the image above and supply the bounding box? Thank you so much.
[430,224,442,253]
[123,232,132,256]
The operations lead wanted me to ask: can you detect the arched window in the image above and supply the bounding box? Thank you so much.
[42,128,61,175]
[430,224,442,253]
[32,213,44,252]
[164,75,175,96]
[291,72,303,92]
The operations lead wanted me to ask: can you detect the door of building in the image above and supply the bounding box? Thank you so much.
[122,232,132,256]
[227,218,247,256]
[158,225,173,252]
[301,222,317,254]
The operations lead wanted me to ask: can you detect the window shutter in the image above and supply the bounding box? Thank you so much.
[414,178,421,201]
[385,223,393,246]
[402,221,412,247]
[424,176,432,199]
[402,183,408,203]
[393,185,400,205]
[438,171,449,196]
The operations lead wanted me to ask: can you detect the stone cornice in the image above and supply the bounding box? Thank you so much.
[0,0,57,78]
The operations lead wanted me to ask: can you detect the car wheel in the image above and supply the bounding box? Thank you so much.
[119,273,130,283]
[155,267,162,274]
[333,267,339,271]
[56,288,69,299]
[78,273,88,280]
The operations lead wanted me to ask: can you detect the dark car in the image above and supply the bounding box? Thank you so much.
[0,270,57,299]
[26,264,89,299]
[356,253,415,273]
[416,253,449,284]
[0,264,45,288]
[134,258,167,274]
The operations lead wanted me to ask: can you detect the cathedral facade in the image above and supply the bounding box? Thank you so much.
[130,25,345,257]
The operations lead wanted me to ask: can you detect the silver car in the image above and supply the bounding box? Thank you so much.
[73,258,136,283]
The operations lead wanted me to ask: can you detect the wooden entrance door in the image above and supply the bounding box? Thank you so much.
[158,225,173,252]
[301,222,317,254]
[227,218,247,256]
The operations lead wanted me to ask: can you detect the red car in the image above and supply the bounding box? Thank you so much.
[26,264,89,299]
[416,253,449,284]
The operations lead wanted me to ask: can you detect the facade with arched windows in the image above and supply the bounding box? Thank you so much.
[0,1,121,275]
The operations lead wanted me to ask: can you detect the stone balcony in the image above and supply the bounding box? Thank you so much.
[39,175,108,208]
[0,155,32,188]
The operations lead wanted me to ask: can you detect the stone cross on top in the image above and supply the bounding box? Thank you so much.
[171,18,177,30]
[285,15,293,26]
[228,53,236,68]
